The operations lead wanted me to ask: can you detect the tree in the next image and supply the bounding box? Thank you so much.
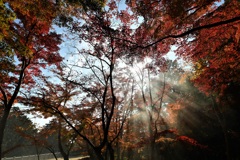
[127,1,240,159]
[23,1,138,158]
[59,5,137,157]
[166,77,224,159]
[38,119,79,160]
[126,0,240,49]
[0,0,110,157]
[174,1,240,159]
[129,60,169,160]
[2,107,38,157]
[175,0,240,95]
[126,0,240,100]
[2,0,239,159]
[38,125,59,160]
[122,59,200,160]
[25,61,132,160]
[0,0,62,158]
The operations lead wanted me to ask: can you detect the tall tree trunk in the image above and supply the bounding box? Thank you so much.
[149,139,155,160]
[116,141,120,160]
[58,126,69,160]
[94,148,104,160]
[35,142,42,160]
[0,59,26,158]
[0,108,11,158]
[148,113,155,160]
[107,143,114,160]
[211,97,231,160]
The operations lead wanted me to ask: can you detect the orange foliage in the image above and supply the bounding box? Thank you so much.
[176,135,208,149]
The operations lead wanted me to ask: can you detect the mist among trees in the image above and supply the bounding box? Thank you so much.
[1,0,240,159]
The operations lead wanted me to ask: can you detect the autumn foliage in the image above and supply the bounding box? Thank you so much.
[1,0,240,160]
[0,0,62,158]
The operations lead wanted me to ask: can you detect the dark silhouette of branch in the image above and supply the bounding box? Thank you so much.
[142,16,240,48]
[113,16,240,49]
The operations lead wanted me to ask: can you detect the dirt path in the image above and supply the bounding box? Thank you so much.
[48,156,89,160]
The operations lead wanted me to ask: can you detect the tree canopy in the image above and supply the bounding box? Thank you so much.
[1,0,240,160]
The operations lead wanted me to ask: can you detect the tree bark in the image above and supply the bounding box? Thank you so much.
[94,148,104,160]
[107,143,114,160]
[58,126,69,160]
[211,97,231,160]
[0,108,11,158]
[47,147,58,160]
[0,59,26,158]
